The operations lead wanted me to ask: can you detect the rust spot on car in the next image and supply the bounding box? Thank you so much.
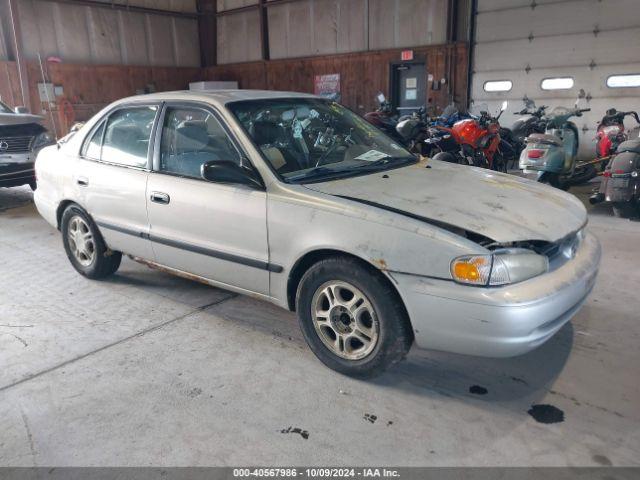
[373,258,388,271]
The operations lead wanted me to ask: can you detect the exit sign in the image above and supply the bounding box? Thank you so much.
[401,50,414,61]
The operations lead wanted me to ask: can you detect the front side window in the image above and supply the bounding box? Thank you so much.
[100,106,157,168]
[227,98,415,184]
[159,106,241,178]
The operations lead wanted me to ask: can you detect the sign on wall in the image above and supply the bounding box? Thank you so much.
[314,74,341,101]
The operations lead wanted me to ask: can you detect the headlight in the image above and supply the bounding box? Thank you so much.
[451,248,548,286]
[32,132,54,149]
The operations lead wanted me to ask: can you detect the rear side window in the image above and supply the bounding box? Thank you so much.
[99,106,158,168]
[84,121,105,160]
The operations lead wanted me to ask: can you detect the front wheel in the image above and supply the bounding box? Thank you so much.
[296,257,413,378]
[61,205,122,279]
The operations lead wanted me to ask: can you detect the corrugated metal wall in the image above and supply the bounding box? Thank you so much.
[471,0,640,159]
[1,0,200,67]
[216,0,449,64]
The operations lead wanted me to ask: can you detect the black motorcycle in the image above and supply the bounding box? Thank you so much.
[590,137,640,218]
[500,98,548,168]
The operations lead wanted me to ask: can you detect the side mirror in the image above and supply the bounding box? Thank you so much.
[501,100,508,112]
[14,106,29,114]
[376,92,386,105]
[201,160,262,188]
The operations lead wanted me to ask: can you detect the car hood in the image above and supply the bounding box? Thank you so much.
[0,112,44,126]
[303,160,587,243]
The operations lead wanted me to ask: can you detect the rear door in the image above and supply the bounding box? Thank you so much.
[74,104,159,260]
[145,102,270,296]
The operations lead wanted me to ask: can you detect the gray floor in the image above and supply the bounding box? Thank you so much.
[0,185,638,467]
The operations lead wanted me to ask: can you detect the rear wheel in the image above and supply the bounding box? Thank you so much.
[296,257,413,378]
[61,205,121,279]
[612,202,635,219]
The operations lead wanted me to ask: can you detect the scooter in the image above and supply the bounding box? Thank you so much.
[433,100,509,171]
[590,135,640,218]
[519,92,596,189]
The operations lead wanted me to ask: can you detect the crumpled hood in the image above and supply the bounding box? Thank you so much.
[0,112,44,126]
[304,160,587,243]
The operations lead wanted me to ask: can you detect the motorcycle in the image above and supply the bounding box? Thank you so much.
[590,135,640,218]
[500,97,548,165]
[363,93,405,144]
[519,91,596,189]
[595,108,640,166]
[393,107,457,157]
[432,100,509,171]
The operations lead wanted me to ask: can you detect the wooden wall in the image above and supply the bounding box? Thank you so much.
[1,42,468,137]
[205,42,469,115]
[1,60,203,136]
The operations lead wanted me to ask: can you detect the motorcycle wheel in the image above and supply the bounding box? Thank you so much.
[612,202,635,219]
[432,152,459,164]
[539,173,564,189]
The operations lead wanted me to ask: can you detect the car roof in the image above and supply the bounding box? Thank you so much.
[113,89,321,108]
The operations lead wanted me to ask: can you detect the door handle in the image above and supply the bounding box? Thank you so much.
[150,191,170,205]
[77,177,89,187]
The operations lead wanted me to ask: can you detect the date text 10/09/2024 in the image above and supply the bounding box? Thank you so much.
[233,468,401,478]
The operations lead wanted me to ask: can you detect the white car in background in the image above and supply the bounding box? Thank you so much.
[34,90,600,377]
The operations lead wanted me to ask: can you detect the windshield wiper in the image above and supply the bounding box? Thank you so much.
[352,156,417,170]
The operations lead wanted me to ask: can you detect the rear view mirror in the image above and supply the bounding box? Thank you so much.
[201,160,262,188]
[501,100,508,112]
[376,93,386,105]
[14,106,29,114]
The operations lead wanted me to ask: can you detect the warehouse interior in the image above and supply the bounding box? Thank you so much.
[1,0,639,472]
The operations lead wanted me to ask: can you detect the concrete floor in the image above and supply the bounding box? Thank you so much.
[0,184,639,467]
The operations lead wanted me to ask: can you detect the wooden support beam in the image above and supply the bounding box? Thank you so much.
[259,0,270,61]
[197,0,217,67]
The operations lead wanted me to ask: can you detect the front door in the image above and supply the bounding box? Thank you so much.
[392,63,427,115]
[145,103,270,296]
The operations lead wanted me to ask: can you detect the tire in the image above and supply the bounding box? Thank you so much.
[61,204,122,279]
[296,257,413,378]
[539,173,562,189]
[432,151,459,164]
[612,202,634,219]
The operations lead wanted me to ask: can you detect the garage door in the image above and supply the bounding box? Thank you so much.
[470,0,640,159]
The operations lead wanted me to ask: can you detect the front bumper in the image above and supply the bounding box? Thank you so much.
[391,232,601,357]
[0,153,35,187]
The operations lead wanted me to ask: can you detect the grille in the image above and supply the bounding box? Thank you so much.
[0,136,34,154]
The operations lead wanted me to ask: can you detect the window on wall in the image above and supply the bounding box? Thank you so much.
[483,80,512,92]
[541,77,574,90]
[607,74,640,88]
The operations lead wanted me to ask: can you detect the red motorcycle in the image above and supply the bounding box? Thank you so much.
[433,101,509,171]
[596,109,640,160]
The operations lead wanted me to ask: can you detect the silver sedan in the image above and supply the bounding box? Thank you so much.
[34,90,600,377]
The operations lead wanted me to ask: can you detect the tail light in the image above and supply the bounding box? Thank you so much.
[614,169,625,174]
[527,149,546,159]
[603,170,612,177]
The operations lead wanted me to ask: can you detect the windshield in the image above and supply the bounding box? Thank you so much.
[227,98,416,184]
[0,100,13,114]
